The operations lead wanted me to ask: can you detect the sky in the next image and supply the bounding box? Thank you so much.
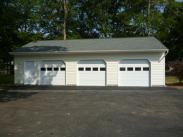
[176,0,183,2]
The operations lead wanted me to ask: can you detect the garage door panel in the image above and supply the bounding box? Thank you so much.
[79,73,105,80]
[119,60,150,87]
[40,61,65,85]
[78,60,106,86]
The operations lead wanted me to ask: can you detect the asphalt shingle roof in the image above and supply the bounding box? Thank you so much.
[12,37,168,54]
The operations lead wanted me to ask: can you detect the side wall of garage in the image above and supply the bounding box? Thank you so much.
[14,52,165,86]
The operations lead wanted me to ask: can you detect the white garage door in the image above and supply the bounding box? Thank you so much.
[40,61,66,85]
[24,61,37,85]
[118,60,150,87]
[77,60,106,86]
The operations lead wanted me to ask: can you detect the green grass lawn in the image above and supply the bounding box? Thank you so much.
[166,76,183,85]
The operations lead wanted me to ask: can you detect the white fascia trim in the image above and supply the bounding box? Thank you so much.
[10,49,168,55]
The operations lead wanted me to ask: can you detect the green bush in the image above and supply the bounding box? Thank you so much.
[172,62,183,83]
[0,75,14,85]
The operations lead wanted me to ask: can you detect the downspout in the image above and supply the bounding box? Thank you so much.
[159,50,169,62]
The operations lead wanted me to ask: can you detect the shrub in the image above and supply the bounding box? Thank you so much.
[172,61,183,83]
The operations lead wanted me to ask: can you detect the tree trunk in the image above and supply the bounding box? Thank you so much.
[63,0,68,40]
[147,0,151,36]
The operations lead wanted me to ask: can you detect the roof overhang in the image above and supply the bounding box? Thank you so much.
[10,49,168,56]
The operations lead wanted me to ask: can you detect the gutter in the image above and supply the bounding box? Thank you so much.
[9,49,168,56]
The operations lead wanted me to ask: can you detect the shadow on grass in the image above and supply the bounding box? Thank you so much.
[0,90,37,102]
[166,83,183,86]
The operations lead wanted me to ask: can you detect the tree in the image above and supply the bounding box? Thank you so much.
[38,0,73,40]
[0,0,182,67]
[172,61,183,83]
[0,0,43,71]
[63,0,68,40]
[0,0,21,62]
[159,0,183,61]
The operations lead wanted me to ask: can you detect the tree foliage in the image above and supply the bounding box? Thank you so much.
[0,0,182,63]
[0,0,20,62]
[172,61,183,82]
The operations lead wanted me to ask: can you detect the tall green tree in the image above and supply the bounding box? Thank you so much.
[0,0,182,64]
[0,0,21,62]
[38,0,75,40]
[160,0,183,60]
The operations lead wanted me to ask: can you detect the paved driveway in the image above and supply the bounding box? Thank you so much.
[0,88,183,137]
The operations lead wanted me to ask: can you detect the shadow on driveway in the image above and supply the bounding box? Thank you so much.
[0,90,37,102]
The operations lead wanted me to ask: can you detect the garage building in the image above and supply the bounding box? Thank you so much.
[11,37,168,87]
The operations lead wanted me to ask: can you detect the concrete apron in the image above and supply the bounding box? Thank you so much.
[1,85,177,92]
